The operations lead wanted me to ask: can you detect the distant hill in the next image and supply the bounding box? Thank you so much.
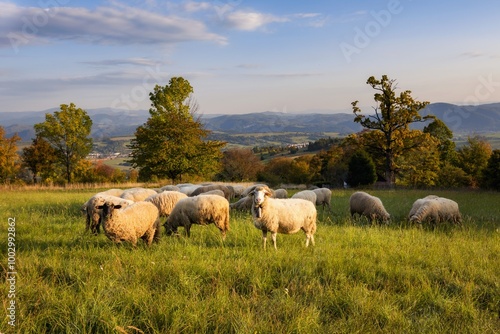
[1,103,499,142]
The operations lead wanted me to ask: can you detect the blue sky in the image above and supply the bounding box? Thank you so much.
[1,0,499,115]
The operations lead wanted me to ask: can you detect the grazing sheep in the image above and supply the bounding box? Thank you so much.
[409,196,462,225]
[250,185,317,250]
[144,191,188,218]
[177,184,201,196]
[97,201,161,247]
[120,187,158,202]
[99,188,124,197]
[231,185,246,198]
[164,195,230,239]
[408,195,439,218]
[190,184,233,200]
[273,188,288,199]
[349,191,390,223]
[229,195,253,212]
[242,184,268,197]
[291,190,317,205]
[198,189,226,198]
[82,194,134,234]
[312,188,332,212]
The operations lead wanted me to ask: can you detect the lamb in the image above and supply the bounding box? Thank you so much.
[291,190,317,205]
[120,187,158,202]
[144,191,188,218]
[164,195,230,239]
[312,188,332,212]
[409,196,462,225]
[97,201,161,247]
[82,194,134,234]
[349,191,390,224]
[250,185,317,250]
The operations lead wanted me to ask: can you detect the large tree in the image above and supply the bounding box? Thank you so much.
[0,126,21,183]
[21,135,58,184]
[455,136,492,188]
[128,77,225,182]
[34,103,93,183]
[352,75,433,186]
[218,148,263,181]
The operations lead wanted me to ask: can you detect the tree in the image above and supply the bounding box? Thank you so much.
[423,118,456,165]
[352,75,433,186]
[21,135,58,184]
[455,136,492,188]
[34,103,93,183]
[481,150,500,190]
[347,150,377,187]
[218,148,263,181]
[128,77,225,182]
[0,126,21,183]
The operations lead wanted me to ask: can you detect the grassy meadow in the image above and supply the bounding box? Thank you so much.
[0,187,499,333]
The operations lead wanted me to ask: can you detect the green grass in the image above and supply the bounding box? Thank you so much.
[1,188,499,333]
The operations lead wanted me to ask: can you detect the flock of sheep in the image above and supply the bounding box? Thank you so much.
[81,184,462,249]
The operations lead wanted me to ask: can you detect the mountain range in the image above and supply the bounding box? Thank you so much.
[1,102,499,142]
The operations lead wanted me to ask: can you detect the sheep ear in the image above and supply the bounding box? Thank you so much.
[96,205,104,209]
[114,205,122,209]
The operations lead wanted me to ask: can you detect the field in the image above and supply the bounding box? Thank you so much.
[1,187,499,333]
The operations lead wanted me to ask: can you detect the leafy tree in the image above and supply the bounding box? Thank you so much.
[128,77,225,182]
[0,126,21,183]
[396,136,441,187]
[423,118,456,165]
[455,136,492,188]
[481,149,500,190]
[347,150,377,187]
[34,103,93,183]
[258,157,291,186]
[436,163,472,188]
[352,75,433,186]
[21,135,58,184]
[218,148,263,181]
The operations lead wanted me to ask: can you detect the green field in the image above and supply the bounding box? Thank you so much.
[1,188,499,333]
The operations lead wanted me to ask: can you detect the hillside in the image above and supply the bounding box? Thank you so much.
[1,103,499,142]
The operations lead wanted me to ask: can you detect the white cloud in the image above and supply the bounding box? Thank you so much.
[0,2,227,51]
[223,11,289,31]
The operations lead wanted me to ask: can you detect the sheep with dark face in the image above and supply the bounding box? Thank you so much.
[164,195,230,240]
[251,185,317,250]
[97,201,160,247]
[82,194,133,234]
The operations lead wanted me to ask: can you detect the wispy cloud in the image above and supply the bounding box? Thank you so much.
[81,58,169,67]
[222,11,289,31]
[0,1,227,50]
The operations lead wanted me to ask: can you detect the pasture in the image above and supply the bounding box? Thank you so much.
[1,188,499,333]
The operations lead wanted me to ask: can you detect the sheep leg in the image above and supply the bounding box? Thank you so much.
[261,230,267,249]
[271,232,277,250]
[305,233,315,247]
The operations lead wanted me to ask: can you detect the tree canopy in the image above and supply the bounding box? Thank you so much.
[352,75,433,186]
[34,103,93,183]
[0,126,21,183]
[128,77,225,182]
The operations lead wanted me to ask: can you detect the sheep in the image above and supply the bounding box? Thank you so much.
[190,184,233,200]
[231,185,246,198]
[120,187,158,202]
[177,184,201,196]
[144,191,188,218]
[291,190,317,205]
[409,196,462,225]
[97,201,161,247]
[408,195,439,218]
[273,188,288,199]
[160,185,181,192]
[349,191,390,224]
[242,184,268,197]
[164,195,230,239]
[198,189,226,198]
[312,188,332,212]
[82,194,134,234]
[250,185,317,250]
[99,188,124,197]
[229,195,253,212]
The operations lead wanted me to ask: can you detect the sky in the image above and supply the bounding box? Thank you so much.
[1,0,500,115]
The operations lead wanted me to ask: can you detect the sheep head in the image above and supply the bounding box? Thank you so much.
[251,186,272,218]
[96,202,122,218]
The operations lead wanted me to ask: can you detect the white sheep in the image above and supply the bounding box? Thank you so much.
[160,185,181,192]
[273,188,288,199]
[190,184,233,200]
[144,191,188,218]
[409,196,462,225]
[408,195,439,218]
[198,189,226,198]
[231,185,246,198]
[120,187,158,202]
[250,185,317,250]
[291,190,317,205]
[82,193,134,234]
[97,201,161,247]
[349,191,390,223]
[177,184,201,196]
[164,195,230,239]
[312,188,332,212]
